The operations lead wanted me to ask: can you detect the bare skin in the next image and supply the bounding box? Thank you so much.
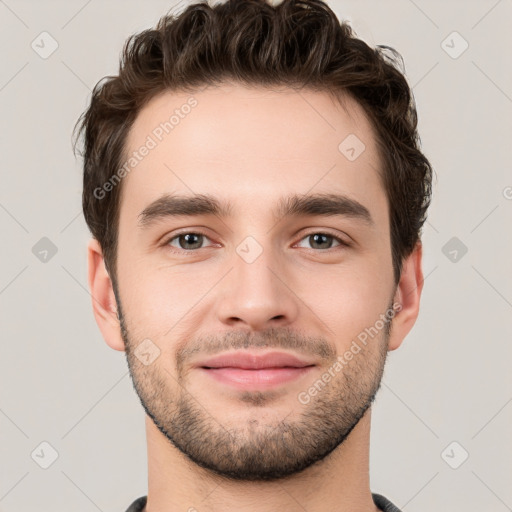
[88,83,423,512]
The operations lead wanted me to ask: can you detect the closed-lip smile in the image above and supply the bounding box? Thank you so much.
[197,351,316,370]
[195,351,316,390]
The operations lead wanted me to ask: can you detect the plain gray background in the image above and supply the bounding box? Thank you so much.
[1,0,511,510]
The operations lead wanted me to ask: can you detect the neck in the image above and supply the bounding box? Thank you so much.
[144,407,380,512]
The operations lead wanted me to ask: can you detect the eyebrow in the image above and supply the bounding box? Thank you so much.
[137,192,374,229]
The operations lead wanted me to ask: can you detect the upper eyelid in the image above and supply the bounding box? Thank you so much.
[163,229,216,246]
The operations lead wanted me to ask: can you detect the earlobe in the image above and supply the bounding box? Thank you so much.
[87,238,126,352]
[388,241,424,352]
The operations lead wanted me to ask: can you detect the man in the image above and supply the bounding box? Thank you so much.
[75,0,433,510]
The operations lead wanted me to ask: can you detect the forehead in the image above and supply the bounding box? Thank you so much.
[120,83,387,227]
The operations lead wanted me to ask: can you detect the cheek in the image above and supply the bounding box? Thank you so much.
[296,260,391,344]
[120,264,212,340]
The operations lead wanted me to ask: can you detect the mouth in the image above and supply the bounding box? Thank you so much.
[196,351,316,390]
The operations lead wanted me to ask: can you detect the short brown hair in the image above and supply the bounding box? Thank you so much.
[73,0,433,287]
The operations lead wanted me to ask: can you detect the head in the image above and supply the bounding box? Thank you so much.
[77,0,432,482]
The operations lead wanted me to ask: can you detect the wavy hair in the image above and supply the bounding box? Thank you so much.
[73,0,434,287]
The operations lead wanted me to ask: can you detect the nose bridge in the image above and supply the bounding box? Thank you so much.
[215,235,299,329]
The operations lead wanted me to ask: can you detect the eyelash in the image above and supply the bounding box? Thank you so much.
[161,230,350,254]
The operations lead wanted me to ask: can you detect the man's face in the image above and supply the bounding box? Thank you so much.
[114,84,397,481]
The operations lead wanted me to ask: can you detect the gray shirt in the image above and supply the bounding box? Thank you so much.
[125,493,403,511]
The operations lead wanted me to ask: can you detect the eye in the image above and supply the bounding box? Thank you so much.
[295,232,348,250]
[164,232,215,251]
[161,230,349,254]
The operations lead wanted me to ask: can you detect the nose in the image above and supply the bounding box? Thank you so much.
[215,244,300,331]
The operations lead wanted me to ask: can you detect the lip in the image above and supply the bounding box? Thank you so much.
[195,351,316,391]
[196,351,315,370]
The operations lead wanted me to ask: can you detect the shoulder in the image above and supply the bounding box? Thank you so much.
[372,492,403,512]
[124,495,147,512]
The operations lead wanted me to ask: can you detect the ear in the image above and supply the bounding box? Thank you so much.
[87,238,125,352]
[388,241,424,351]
